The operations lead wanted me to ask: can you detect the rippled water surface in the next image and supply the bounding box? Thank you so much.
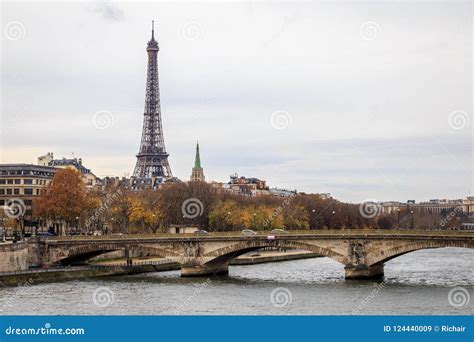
[0,248,472,315]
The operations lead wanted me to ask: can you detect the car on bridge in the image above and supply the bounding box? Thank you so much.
[195,230,208,235]
[241,229,257,236]
[271,229,288,234]
[36,231,56,237]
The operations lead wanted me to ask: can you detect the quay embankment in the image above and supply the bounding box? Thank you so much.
[0,262,180,287]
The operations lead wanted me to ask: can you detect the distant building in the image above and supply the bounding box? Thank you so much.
[318,193,332,200]
[380,201,400,214]
[0,164,56,230]
[130,177,161,190]
[211,174,297,198]
[168,226,198,234]
[37,152,100,188]
[190,142,205,182]
[227,174,269,197]
[381,199,465,215]
[462,197,474,216]
[269,188,297,197]
[461,222,474,230]
[130,175,180,190]
[101,176,132,189]
[229,174,267,189]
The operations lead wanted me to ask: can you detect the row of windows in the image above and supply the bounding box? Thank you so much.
[0,178,49,185]
[0,188,41,196]
[0,170,54,177]
[0,199,32,206]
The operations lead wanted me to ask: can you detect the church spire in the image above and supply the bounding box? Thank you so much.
[190,141,205,182]
[194,141,201,169]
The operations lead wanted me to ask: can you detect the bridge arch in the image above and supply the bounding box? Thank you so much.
[50,243,178,265]
[367,240,474,266]
[202,240,350,266]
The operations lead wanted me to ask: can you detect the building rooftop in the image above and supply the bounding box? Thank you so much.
[0,164,56,177]
[49,158,91,174]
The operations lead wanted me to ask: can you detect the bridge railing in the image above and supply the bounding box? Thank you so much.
[38,228,473,242]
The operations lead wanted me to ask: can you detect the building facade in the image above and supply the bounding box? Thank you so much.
[0,164,56,231]
[462,197,474,216]
[381,198,469,215]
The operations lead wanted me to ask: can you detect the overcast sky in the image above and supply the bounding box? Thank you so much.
[1,1,472,203]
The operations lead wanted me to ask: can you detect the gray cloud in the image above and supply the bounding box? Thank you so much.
[87,1,124,21]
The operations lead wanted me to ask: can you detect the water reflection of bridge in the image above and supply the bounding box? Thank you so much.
[36,230,474,279]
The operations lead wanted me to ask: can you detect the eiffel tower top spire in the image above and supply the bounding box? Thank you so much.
[147,20,158,50]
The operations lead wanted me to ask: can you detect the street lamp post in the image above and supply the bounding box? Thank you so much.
[253,213,256,229]
[20,214,25,237]
[331,210,336,230]
[397,208,400,228]
[410,210,414,229]
[1,216,5,242]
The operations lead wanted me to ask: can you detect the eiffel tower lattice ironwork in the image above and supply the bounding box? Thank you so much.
[133,21,173,180]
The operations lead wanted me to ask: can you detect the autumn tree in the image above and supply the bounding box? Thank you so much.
[259,205,285,230]
[376,214,397,229]
[158,181,215,228]
[33,168,99,233]
[107,186,135,234]
[282,203,309,230]
[129,189,163,233]
[208,200,240,231]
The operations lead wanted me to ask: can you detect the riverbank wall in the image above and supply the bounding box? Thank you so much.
[0,241,29,272]
[0,263,180,287]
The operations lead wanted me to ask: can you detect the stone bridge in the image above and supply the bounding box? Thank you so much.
[35,230,474,279]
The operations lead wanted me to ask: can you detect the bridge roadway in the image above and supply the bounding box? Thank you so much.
[35,229,474,279]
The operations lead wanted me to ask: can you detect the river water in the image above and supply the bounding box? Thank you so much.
[0,248,472,315]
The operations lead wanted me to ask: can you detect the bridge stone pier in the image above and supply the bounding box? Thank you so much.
[35,230,474,280]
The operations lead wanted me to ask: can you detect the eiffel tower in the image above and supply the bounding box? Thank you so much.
[133,21,173,181]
